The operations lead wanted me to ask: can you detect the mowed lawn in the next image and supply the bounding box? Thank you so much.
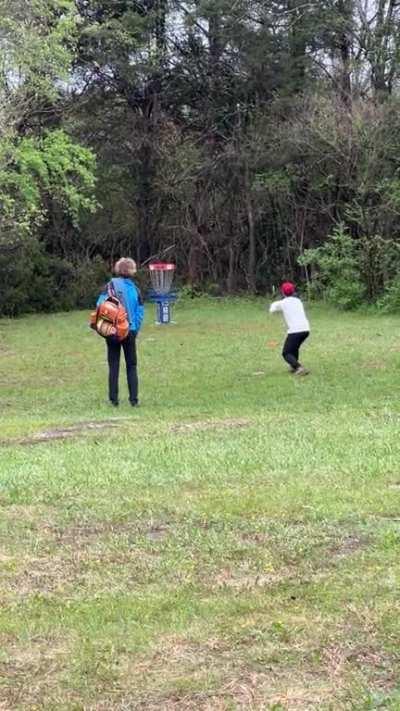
[1,298,400,710]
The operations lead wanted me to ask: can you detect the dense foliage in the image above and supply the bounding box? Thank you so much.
[3,0,400,312]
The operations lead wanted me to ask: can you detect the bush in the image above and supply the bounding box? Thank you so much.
[377,275,400,313]
[0,248,33,316]
[68,257,110,309]
[299,226,366,310]
[0,243,109,316]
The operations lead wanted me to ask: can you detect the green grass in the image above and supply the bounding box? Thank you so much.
[1,297,400,709]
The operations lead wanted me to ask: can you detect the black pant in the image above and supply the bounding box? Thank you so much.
[106,332,138,404]
[282,331,309,370]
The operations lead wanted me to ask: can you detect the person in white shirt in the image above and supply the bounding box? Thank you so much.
[269,282,310,376]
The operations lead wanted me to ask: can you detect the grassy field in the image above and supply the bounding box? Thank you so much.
[1,297,400,710]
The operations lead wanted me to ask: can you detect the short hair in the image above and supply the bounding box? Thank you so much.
[114,258,137,278]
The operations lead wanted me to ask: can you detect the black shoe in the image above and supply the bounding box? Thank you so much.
[110,400,119,407]
[130,401,139,407]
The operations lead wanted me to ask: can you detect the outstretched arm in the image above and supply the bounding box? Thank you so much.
[269,300,283,314]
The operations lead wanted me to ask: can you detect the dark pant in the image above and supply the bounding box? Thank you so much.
[106,332,138,404]
[282,331,309,371]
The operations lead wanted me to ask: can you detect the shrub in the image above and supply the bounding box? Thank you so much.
[69,257,110,309]
[0,244,109,316]
[377,275,400,313]
[298,226,366,310]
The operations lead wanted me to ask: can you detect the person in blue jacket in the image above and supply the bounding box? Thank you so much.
[97,258,144,407]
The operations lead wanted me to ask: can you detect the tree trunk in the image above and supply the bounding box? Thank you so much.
[371,0,396,101]
[338,0,353,110]
[287,0,307,91]
[227,241,236,293]
[188,236,201,286]
[247,193,256,293]
[336,0,353,111]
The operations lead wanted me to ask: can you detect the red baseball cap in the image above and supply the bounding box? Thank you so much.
[280,281,296,296]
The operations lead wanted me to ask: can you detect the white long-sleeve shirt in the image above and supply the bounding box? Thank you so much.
[269,296,310,334]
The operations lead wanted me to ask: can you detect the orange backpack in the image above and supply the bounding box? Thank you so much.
[90,284,129,342]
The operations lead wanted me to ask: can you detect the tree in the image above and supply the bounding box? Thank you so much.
[0,0,97,251]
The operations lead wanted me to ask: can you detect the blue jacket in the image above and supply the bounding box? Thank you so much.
[97,277,144,333]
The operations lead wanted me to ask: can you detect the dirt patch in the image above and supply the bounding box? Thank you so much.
[363,360,386,370]
[110,670,335,711]
[0,635,70,709]
[213,566,292,591]
[94,695,234,710]
[171,418,252,434]
[5,556,81,597]
[323,644,398,693]
[351,647,398,692]
[240,532,270,546]
[2,503,56,525]
[323,644,352,679]
[1,535,165,602]
[328,535,368,559]
[141,636,228,672]
[0,345,14,357]
[3,419,127,446]
[47,520,125,545]
[44,518,172,548]
[146,525,170,542]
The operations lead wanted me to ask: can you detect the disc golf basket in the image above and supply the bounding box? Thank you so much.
[148,262,177,324]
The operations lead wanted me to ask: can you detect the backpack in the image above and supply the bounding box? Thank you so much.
[90,281,130,342]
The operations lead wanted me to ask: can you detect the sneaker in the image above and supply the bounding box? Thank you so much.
[130,401,139,407]
[294,366,310,377]
[110,400,119,407]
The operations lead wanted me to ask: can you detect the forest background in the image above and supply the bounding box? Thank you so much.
[2,0,400,315]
